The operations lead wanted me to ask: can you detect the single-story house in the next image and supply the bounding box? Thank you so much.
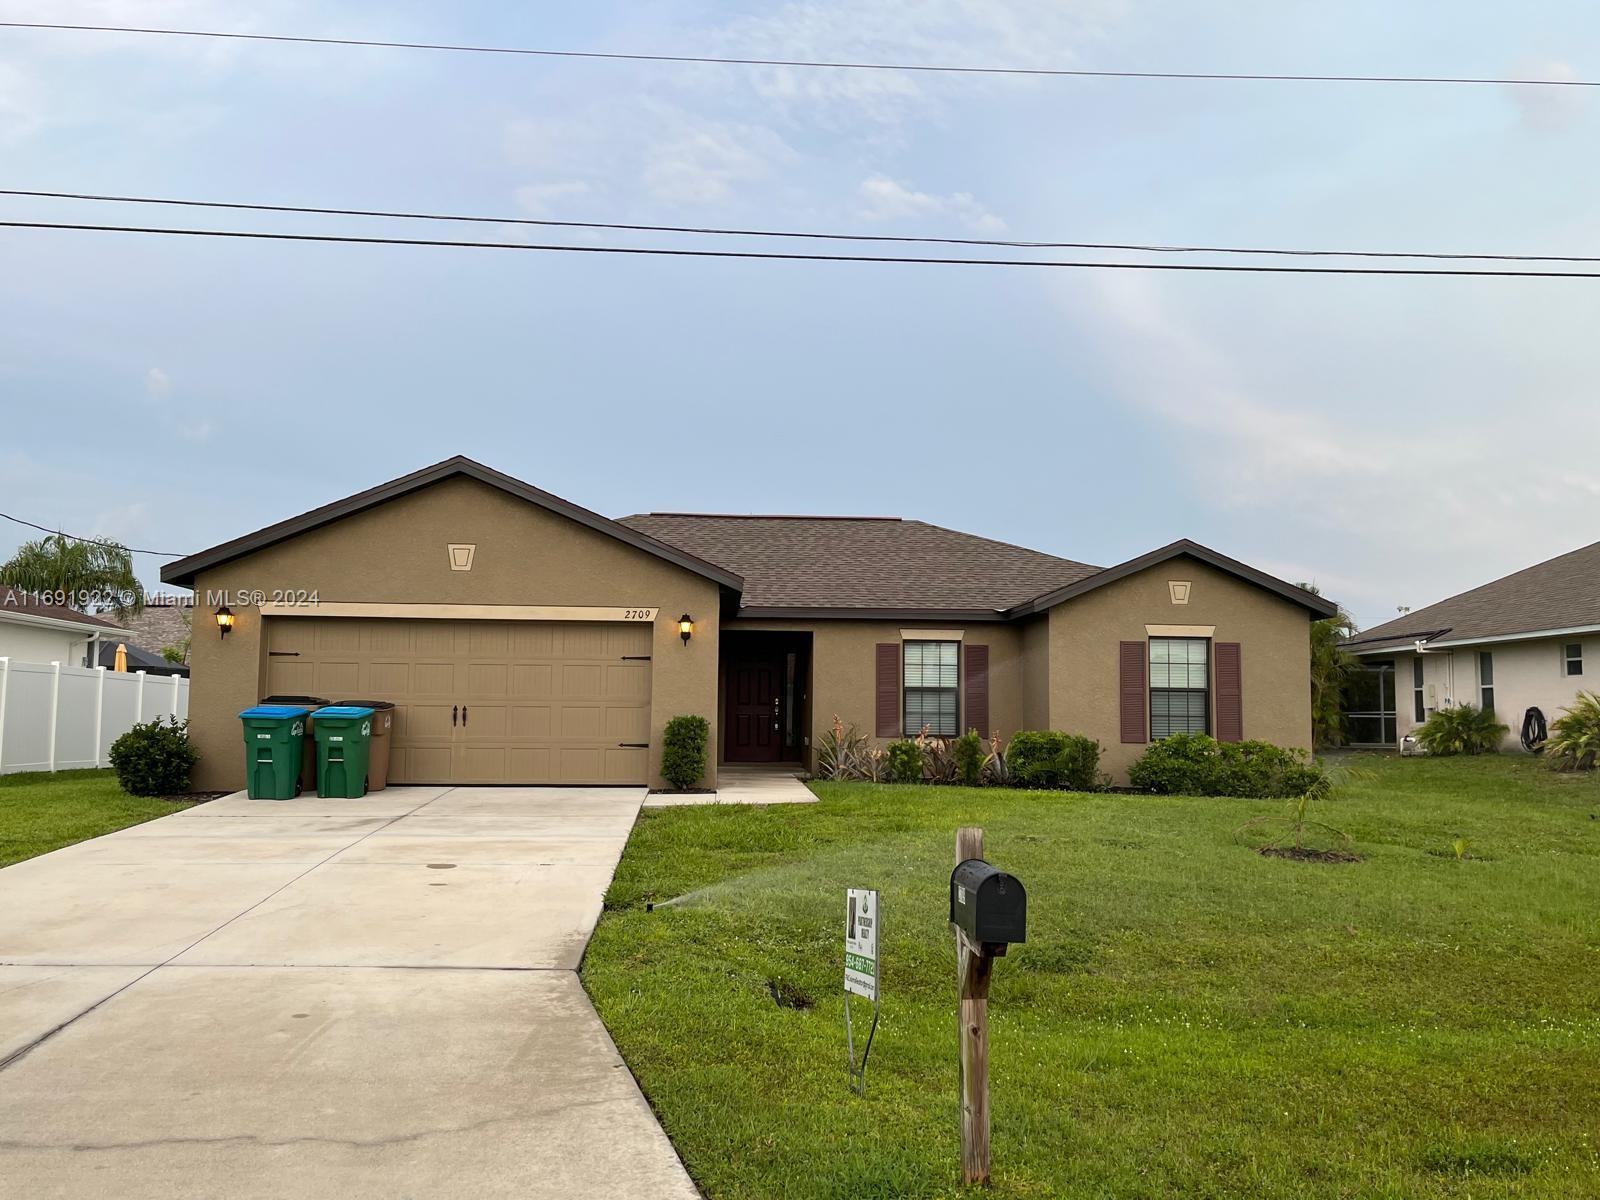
[161,457,1336,791]
[95,640,190,678]
[1340,539,1599,749]
[0,590,132,668]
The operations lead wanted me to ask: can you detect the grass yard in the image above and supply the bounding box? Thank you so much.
[583,754,1600,1199]
[0,769,197,867]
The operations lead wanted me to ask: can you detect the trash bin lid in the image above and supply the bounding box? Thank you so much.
[261,695,329,705]
[335,699,396,710]
[312,705,375,719]
[239,705,312,719]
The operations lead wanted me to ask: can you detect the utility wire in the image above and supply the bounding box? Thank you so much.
[2,20,1594,89]
[4,218,1600,278]
[5,187,1600,265]
[0,511,186,558]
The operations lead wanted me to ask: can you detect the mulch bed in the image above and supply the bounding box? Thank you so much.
[647,787,717,796]
[1259,846,1363,864]
[158,791,232,804]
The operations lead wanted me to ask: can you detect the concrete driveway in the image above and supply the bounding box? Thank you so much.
[0,787,699,1200]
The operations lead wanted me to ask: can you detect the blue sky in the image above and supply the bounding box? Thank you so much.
[3,1,1599,628]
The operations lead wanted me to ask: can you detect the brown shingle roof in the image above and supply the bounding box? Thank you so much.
[0,590,127,631]
[616,514,1100,612]
[1348,539,1600,651]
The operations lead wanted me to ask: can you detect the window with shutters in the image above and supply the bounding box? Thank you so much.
[903,640,959,736]
[1150,637,1209,738]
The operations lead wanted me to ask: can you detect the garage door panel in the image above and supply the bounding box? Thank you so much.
[262,617,652,785]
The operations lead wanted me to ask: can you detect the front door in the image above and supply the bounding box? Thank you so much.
[726,650,783,762]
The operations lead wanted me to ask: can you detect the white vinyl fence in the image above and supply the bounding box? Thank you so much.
[0,657,190,775]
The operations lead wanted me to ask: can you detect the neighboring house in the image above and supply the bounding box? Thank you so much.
[0,590,131,668]
[95,640,190,678]
[161,457,1335,791]
[1340,540,1600,749]
[118,599,195,663]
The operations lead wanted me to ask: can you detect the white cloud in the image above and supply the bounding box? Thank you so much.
[514,181,592,218]
[139,367,213,442]
[0,62,43,145]
[145,367,172,400]
[857,174,1006,232]
[1504,59,1588,133]
[643,120,794,205]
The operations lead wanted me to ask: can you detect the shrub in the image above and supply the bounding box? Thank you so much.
[884,739,924,784]
[1546,691,1600,770]
[982,733,1011,786]
[916,728,959,783]
[814,716,874,780]
[1128,733,1328,799]
[109,716,198,797]
[952,729,985,787]
[1005,730,1103,791]
[660,714,709,790]
[1415,704,1509,757]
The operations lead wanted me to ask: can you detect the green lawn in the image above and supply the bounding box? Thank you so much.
[583,754,1600,1199]
[0,769,197,867]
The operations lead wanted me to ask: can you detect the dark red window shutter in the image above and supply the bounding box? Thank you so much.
[964,644,990,736]
[1215,642,1243,742]
[1119,640,1148,744]
[876,643,901,737]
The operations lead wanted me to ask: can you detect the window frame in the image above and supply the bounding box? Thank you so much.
[902,639,960,737]
[1478,650,1495,715]
[1564,643,1584,677]
[1412,655,1425,724]
[1148,636,1211,739]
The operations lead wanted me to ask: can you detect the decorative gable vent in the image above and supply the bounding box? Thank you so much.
[448,544,477,572]
[1168,580,1191,605]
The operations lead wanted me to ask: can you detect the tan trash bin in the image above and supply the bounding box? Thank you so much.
[260,695,329,792]
[335,700,394,790]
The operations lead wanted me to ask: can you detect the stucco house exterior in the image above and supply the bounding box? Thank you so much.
[161,457,1335,791]
[0,591,131,668]
[1341,540,1600,749]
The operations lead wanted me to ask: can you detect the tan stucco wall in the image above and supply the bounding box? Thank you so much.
[1046,557,1314,781]
[1020,615,1050,730]
[185,476,722,790]
[729,618,1025,763]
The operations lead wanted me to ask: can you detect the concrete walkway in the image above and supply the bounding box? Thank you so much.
[643,763,817,808]
[0,786,699,1200]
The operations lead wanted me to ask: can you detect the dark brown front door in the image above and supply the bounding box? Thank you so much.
[726,651,783,762]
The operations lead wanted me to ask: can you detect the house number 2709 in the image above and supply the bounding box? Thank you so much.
[622,609,655,621]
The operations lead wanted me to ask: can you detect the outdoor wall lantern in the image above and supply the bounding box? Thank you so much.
[678,613,694,646]
[216,605,235,639]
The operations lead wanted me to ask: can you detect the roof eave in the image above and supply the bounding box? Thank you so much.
[0,609,133,637]
[733,605,1010,623]
[160,456,745,592]
[1006,539,1340,619]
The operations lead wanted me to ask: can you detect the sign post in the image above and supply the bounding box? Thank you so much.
[955,827,992,1187]
[844,887,880,1095]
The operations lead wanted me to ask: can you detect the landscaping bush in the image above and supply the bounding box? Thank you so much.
[1415,704,1509,757]
[108,716,198,797]
[884,739,924,784]
[952,729,985,787]
[1128,733,1328,799]
[660,715,709,790]
[1546,691,1600,770]
[1005,730,1103,791]
[814,716,875,781]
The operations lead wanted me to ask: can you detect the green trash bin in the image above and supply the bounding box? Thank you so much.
[260,694,329,791]
[311,706,375,798]
[239,705,311,800]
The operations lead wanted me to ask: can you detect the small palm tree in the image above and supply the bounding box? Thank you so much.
[1299,582,1359,748]
[1546,691,1600,770]
[1415,704,1509,756]
[0,533,144,618]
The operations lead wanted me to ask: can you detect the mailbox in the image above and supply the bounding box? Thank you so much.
[950,859,1026,947]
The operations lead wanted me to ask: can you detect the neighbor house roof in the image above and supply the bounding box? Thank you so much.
[1345,539,1600,654]
[96,640,189,676]
[160,457,744,591]
[0,590,131,634]
[618,514,1101,616]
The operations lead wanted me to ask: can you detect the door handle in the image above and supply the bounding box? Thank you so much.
[462,705,469,727]
[452,704,458,726]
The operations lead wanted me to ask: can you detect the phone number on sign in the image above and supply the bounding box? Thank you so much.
[204,590,321,607]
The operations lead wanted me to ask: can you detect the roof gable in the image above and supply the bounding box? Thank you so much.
[160,458,744,590]
[1346,539,1600,651]
[1007,540,1338,619]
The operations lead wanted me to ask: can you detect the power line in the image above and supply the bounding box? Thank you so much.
[4,217,1600,278]
[0,511,186,558]
[3,20,1594,89]
[5,187,1599,265]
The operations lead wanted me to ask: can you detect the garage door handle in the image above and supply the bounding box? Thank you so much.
[452,704,458,726]
[461,705,468,726]
[618,742,648,749]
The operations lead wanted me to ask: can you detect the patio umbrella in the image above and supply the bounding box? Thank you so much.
[113,643,128,672]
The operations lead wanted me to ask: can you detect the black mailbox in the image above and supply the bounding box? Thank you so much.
[950,859,1026,947]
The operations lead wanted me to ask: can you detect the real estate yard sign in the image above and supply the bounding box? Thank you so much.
[844,888,880,1094]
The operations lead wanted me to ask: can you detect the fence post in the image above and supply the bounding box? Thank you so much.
[48,661,62,774]
[0,657,9,774]
[135,669,147,724]
[94,666,107,768]
[170,671,182,721]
